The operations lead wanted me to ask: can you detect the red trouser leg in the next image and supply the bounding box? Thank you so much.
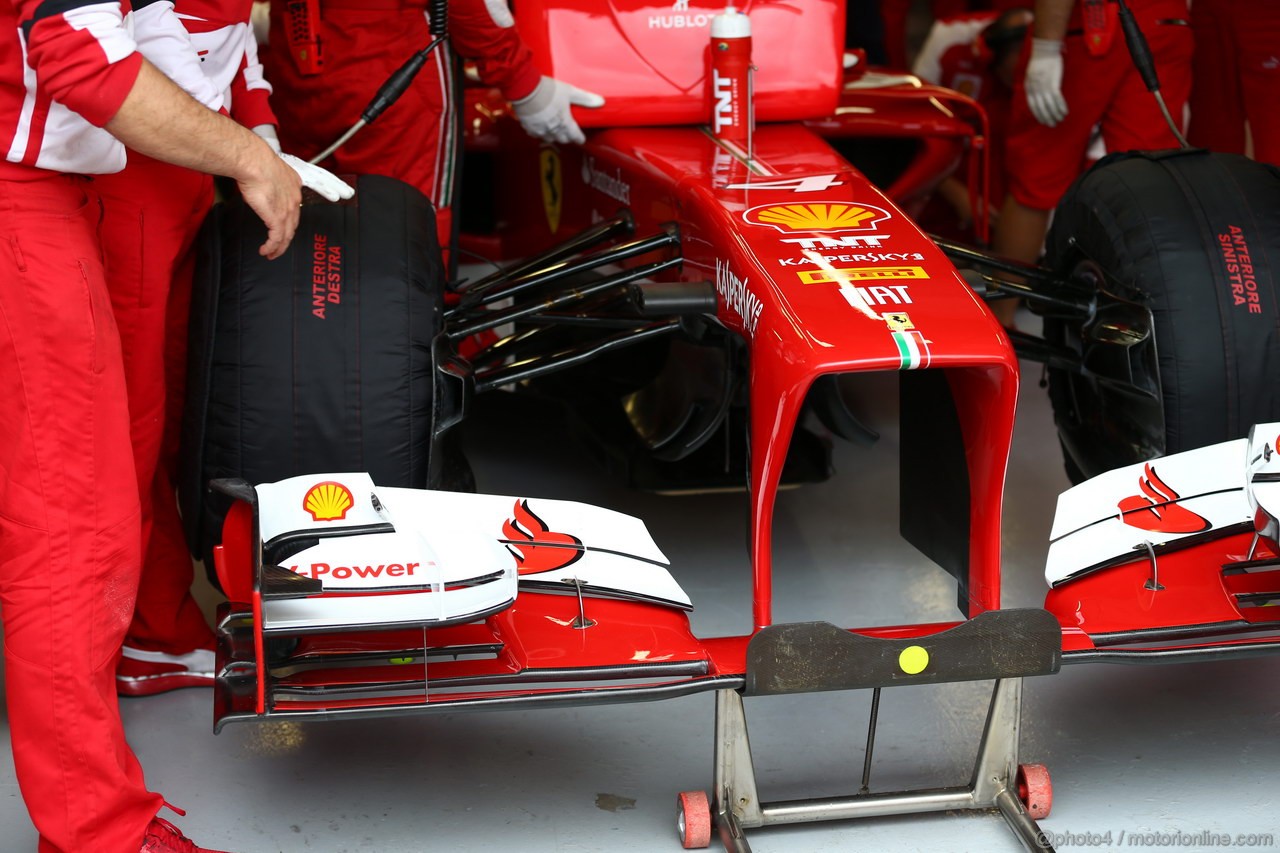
[137,230,214,651]
[1187,0,1244,154]
[1189,0,1280,164]
[0,176,162,852]
[1096,18,1194,154]
[1234,0,1280,165]
[94,154,216,654]
[876,0,910,69]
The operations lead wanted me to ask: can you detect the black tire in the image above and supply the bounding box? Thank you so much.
[1046,149,1280,482]
[181,175,453,577]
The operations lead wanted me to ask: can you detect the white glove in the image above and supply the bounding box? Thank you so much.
[279,153,355,202]
[1025,38,1068,127]
[252,123,283,154]
[253,124,353,202]
[512,76,605,146]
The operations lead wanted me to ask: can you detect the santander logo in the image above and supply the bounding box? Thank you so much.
[500,500,584,574]
[1117,464,1211,534]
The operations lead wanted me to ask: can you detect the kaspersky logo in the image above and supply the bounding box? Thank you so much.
[500,499,583,574]
[302,481,355,522]
[743,202,891,234]
[1117,464,1210,534]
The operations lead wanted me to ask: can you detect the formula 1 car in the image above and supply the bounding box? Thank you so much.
[180,0,1280,850]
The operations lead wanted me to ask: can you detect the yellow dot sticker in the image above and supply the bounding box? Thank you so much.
[898,645,929,675]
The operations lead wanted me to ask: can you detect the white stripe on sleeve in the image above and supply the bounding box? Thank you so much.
[65,2,138,64]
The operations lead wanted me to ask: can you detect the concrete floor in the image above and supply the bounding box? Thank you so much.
[3,329,1279,852]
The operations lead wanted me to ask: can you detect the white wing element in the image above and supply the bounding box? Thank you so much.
[1045,439,1251,588]
[1246,423,1280,545]
[251,473,689,633]
[843,71,923,91]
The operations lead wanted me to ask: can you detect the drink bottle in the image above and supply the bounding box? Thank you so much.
[710,6,752,143]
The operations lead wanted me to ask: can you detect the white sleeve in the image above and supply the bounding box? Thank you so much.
[912,22,948,85]
[913,17,992,86]
[131,0,225,112]
[239,22,272,97]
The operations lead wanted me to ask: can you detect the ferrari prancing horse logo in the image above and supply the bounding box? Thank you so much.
[540,147,562,234]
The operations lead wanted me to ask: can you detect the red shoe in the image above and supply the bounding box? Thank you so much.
[117,645,215,696]
[140,817,232,853]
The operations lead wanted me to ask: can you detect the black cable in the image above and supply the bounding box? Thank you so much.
[429,0,448,37]
[1113,0,1159,92]
[361,37,445,124]
[1113,0,1191,148]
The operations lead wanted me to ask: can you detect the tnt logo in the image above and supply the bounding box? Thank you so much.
[712,71,734,133]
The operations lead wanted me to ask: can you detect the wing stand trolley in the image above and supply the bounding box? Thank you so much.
[677,612,1063,852]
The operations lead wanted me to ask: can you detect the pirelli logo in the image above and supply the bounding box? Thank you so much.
[797,266,928,284]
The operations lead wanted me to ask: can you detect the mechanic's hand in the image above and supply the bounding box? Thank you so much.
[252,124,354,203]
[512,76,605,146]
[237,142,302,259]
[279,153,355,203]
[1025,38,1068,127]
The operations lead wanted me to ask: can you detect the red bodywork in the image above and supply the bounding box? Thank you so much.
[214,0,1034,729]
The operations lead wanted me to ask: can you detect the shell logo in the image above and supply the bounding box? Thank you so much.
[302,481,355,522]
[743,202,891,234]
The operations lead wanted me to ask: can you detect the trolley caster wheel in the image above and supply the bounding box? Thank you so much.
[676,790,711,849]
[1017,763,1053,819]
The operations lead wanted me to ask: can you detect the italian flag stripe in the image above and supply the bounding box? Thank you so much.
[892,330,930,370]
